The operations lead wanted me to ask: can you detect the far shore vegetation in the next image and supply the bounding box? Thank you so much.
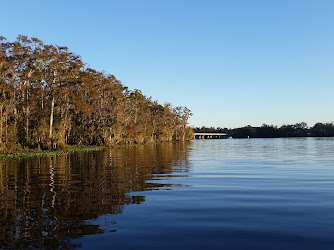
[194,122,334,138]
[0,35,194,155]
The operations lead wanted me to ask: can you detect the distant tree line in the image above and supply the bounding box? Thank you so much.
[194,122,334,138]
[0,35,193,153]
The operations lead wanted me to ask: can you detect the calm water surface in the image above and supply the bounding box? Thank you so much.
[1,138,334,249]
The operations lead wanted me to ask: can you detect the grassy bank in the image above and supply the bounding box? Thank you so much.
[0,140,191,161]
[0,145,105,161]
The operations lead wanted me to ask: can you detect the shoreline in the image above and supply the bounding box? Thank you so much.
[0,141,191,161]
[0,145,105,161]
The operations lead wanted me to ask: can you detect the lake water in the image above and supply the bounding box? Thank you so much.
[1,138,334,249]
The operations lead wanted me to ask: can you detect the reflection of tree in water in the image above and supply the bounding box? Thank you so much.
[0,142,190,249]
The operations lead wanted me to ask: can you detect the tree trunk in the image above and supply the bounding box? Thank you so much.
[49,95,55,140]
[41,92,44,110]
[5,113,7,145]
[0,105,2,144]
[24,75,32,144]
[26,107,29,143]
[134,107,137,124]
[151,125,155,142]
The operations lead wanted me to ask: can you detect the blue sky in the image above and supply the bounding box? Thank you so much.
[1,0,333,128]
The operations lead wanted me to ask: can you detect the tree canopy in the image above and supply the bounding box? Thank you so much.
[0,35,193,152]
